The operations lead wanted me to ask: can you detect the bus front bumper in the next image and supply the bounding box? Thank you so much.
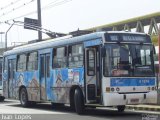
[103,91,157,106]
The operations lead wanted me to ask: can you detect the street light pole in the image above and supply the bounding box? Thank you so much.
[37,0,42,41]
[5,22,15,51]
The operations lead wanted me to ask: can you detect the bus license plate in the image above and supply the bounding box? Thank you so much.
[130,98,139,103]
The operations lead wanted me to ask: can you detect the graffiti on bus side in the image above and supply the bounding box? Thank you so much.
[52,68,84,103]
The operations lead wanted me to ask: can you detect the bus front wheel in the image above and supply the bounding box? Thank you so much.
[74,88,84,114]
[20,88,29,107]
[117,105,125,112]
[0,97,5,102]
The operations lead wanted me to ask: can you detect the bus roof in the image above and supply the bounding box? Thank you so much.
[4,32,105,56]
[3,31,149,56]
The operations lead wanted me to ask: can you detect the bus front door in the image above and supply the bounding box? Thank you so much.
[85,48,99,103]
[40,54,50,101]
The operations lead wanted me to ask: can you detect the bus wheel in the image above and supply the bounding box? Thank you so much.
[20,88,29,107]
[117,105,125,112]
[74,88,84,114]
[70,100,75,110]
[0,97,4,102]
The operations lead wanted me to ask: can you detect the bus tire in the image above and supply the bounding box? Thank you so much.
[20,88,29,107]
[70,101,75,110]
[74,88,84,114]
[117,105,125,112]
[0,97,4,102]
[70,89,75,110]
[2,98,4,102]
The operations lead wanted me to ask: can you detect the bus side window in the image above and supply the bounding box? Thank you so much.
[0,58,2,86]
[53,47,67,68]
[27,52,38,71]
[17,54,27,72]
[3,57,7,72]
[68,44,83,68]
[104,50,110,76]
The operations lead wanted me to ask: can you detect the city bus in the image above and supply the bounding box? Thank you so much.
[0,56,5,101]
[3,31,157,114]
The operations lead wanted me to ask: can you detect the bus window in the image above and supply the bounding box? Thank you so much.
[87,50,95,76]
[40,56,45,78]
[53,47,67,68]
[27,52,38,71]
[17,54,27,71]
[0,58,2,86]
[140,49,151,65]
[104,44,154,77]
[68,44,83,68]
[46,55,50,77]
[3,57,7,72]
[119,45,130,70]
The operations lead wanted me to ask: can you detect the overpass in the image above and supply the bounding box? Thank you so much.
[87,12,160,45]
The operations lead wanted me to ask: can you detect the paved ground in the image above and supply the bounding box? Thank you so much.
[126,104,160,111]
[0,100,160,120]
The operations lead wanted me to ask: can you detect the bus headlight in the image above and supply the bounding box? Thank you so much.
[116,87,120,92]
[106,87,110,92]
[111,87,115,92]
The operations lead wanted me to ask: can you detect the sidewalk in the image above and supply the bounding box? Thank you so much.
[126,104,160,111]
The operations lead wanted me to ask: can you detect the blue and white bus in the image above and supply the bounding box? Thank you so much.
[3,31,157,114]
[0,56,5,101]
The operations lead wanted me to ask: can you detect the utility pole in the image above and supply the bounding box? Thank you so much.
[37,0,42,41]
[5,22,15,51]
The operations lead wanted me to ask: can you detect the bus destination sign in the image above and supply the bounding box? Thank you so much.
[105,33,151,43]
[122,35,146,42]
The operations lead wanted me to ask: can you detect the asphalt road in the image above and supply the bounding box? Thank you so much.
[0,100,160,120]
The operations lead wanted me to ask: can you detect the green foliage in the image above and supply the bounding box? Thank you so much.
[151,35,158,46]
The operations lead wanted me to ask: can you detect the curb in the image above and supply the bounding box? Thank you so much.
[126,105,160,111]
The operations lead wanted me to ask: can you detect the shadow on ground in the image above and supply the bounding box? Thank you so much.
[6,102,142,120]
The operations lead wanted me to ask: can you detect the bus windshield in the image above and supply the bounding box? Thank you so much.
[104,44,154,77]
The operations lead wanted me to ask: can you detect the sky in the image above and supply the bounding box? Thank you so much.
[0,0,160,47]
